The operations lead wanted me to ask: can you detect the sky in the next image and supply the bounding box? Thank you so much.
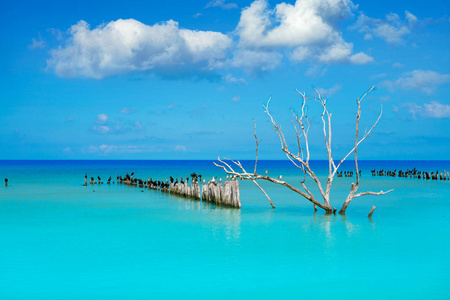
[0,0,449,160]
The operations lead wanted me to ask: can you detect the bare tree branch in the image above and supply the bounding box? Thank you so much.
[253,119,259,175]
[215,86,391,215]
[354,189,394,198]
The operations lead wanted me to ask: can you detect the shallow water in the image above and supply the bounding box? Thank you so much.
[0,160,449,299]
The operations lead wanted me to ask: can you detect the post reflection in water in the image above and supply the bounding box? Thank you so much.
[340,215,359,236]
[169,193,241,241]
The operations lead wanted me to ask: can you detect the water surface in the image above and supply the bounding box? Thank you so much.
[1,160,449,299]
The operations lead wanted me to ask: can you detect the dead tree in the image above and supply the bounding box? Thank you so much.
[214,86,393,214]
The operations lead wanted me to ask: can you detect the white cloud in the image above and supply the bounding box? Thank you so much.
[316,84,342,97]
[175,145,187,151]
[96,113,108,123]
[293,41,372,65]
[392,105,399,112]
[88,145,99,153]
[205,0,238,10]
[231,95,241,102]
[235,0,371,66]
[46,2,380,78]
[381,70,450,94]
[351,11,417,44]
[63,147,72,153]
[405,11,418,24]
[92,113,144,134]
[237,0,355,48]
[317,41,373,64]
[93,125,110,134]
[47,28,63,41]
[392,62,404,68]
[86,144,157,154]
[99,144,118,153]
[370,72,387,80]
[231,49,282,72]
[48,19,232,79]
[167,101,178,110]
[120,107,136,114]
[224,74,247,84]
[135,121,143,129]
[28,34,45,49]
[404,101,450,119]
[305,65,327,77]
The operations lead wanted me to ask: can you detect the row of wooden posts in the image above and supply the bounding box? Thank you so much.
[122,178,241,209]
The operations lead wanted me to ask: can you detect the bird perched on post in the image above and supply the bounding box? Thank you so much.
[278,175,282,180]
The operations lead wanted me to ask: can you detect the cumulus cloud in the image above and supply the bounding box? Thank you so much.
[316,41,373,64]
[381,70,450,94]
[205,0,238,10]
[224,74,247,84]
[48,19,232,79]
[351,11,417,44]
[47,1,378,78]
[403,101,450,119]
[231,49,282,72]
[234,0,371,66]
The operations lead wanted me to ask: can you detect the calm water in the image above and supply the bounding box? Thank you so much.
[0,160,449,299]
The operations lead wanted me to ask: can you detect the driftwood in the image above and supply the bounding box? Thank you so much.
[215,86,393,215]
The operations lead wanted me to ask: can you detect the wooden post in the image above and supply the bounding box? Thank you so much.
[368,206,376,218]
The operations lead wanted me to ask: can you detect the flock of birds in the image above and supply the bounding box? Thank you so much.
[84,172,241,189]
[370,168,449,181]
[336,171,361,177]
[331,168,449,182]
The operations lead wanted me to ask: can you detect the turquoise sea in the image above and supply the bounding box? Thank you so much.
[1,160,449,299]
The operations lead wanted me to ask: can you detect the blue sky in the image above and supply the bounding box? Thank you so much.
[1,0,449,160]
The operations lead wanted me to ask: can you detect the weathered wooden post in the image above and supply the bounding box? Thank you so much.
[202,183,209,202]
[368,206,376,218]
[230,179,241,208]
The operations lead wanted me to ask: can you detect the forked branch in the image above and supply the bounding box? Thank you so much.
[215,86,392,215]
